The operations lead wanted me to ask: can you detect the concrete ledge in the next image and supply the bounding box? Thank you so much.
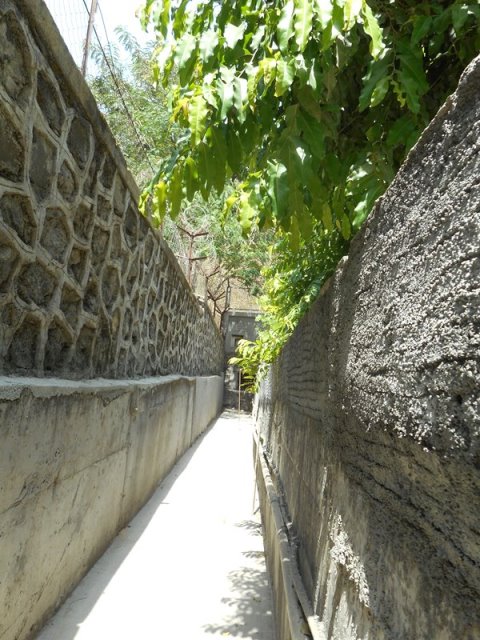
[0,374,223,640]
[255,433,324,640]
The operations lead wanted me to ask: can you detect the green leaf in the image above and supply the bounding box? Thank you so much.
[297,206,313,240]
[359,54,391,111]
[238,192,256,233]
[259,58,277,88]
[288,217,300,248]
[184,156,198,201]
[168,164,184,219]
[224,22,246,49]
[324,153,343,181]
[172,0,189,38]
[203,82,218,109]
[199,29,219,62]
[297,110,325,160]
[251,25,266,51]
[247,66,258,104]
[386,115,418,148]
[226,128,242,173]
[156,41,174,76]
[396,46,429,113]
[152,0,171,38]
[189,95,208,146]
[451,4,470,34]
[361,1,384,59]
[313,0,333,29]
[294,53,309,84]
[306,170,328,205]
[321,202,333,231]
[174,33,197,86]
[370,74,389,108]
[340,213,351,240]
[239,116,258,156]
[154,180,167,219]
[296,86,322,121]
[289,185,304,218]
[294,0,314,52]
[344,0,361,30]
[277,0,295,53]
[211,128,227,193]
[139,0,156,31]
[275,58,296,96]
[267,161,289,221]
[411,15,433,45]
[218,67,236,119]
[233,77,248,123]
[197,142,214,198]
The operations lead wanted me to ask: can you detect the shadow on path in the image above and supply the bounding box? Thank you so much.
[202,520,274,640]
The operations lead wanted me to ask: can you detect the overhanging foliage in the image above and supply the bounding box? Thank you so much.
[140,0,479,385]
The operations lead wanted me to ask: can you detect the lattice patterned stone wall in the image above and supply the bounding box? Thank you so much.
[0,0,223,379]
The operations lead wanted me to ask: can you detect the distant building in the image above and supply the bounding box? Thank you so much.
[223,309,260,412]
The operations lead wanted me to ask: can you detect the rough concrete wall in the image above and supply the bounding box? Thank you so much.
[256,56,480,640]
[0,374,223,640]
[0,0,223,378]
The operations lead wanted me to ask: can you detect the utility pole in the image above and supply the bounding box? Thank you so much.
[82,0,98,76]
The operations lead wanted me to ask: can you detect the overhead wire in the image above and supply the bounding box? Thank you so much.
[80,0,156,173]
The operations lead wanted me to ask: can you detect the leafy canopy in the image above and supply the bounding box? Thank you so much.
[139,0,479,386]
[140,0,479,244]
[89,29,268,317]
[231,224,347,388]
[89,28,174,186]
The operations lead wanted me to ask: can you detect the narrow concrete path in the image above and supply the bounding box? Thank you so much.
[38,411,275,640]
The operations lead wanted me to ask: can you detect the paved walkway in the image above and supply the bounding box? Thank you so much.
[38,411,275,640]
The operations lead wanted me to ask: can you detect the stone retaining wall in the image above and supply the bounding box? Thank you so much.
[256,56,480,640]
[0,0,223,379]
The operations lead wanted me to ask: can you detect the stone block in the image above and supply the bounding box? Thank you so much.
[0,103,25,182]
[57,160,78,204]
[91,225,109,267]
[7,315,41,371]
[67,244,88,286]
[0,233,20,294]
[29,129,56,202]
[44,319,73,372]
[36,71,64,135]
[0,193,36,247]
[73,202,94,242]
[0,11,32,108]
[83,279,99,315]
[67,115,91,170]
[16,262,56,308]
[60,284,81,330]
[40,208,70,264]
[101,265,120,311]
[72,323,95,373]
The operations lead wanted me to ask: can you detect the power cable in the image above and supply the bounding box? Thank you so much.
[80,0,155,173]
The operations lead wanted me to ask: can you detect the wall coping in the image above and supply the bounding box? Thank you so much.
[0,374,223,401]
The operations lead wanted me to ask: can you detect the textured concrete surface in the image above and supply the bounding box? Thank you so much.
[0,375,223,640]
[0,0,223,378]
[255,435,315,640]
[256,56,480,640]
[38,411,275,640]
